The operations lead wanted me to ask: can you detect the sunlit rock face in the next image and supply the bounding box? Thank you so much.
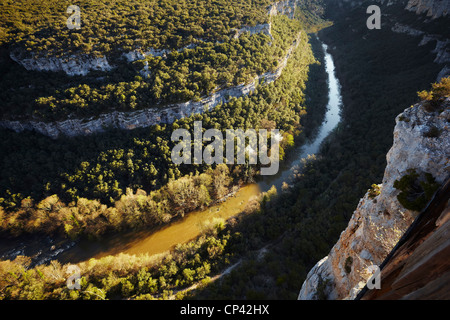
[1,0,303,138]
[10,51,113,76]
[0,32,303,139]
[298,98,450,300]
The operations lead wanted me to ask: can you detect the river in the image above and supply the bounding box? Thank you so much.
[258,41,342,192]
[0,41,342,266]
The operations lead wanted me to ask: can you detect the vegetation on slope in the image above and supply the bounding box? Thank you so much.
[189,2,444,299]
[0,3,333,300]
[0,0,311,120]
[0,8,317,239]
[3,0,445,301]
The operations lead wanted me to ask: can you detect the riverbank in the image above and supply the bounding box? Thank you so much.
[28,35,335,267]
[0,31,335,300]
[56,184,262,264]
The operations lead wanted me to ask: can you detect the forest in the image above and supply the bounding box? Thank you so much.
[0,34,326,301]
[0,0,294,120]
[2,0,446,301]
[0,7,320,239]
[0,1,335,300]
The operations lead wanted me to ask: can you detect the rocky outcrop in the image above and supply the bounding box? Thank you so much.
[337,0,449,18]
[298,97,450,300]
[358,177,450,300]
[1,0,303,138]
[269,0,299,18]
[405,0,450,19]
[11,0,299,74]
[334,0,449,76]
[437,66,450,82]
[0,33,302,139]
[387,8,450,81]
[432,39,450,64]
[10,51,113,76]
[233,24,273,40]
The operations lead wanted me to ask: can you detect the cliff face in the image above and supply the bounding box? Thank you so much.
[269,0,299,18]
[359,177,450,300]
[0,32,302,139]
[1,0,301,138]
[391,24,449,67]
[298,98,450,300]
[334,0,449,79]
[9,51,113,77]
[405,0,450,19]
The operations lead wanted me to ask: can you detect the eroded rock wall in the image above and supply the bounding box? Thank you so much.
[298,98,450,300]
[0,32,302,139]
[10,51,113,76]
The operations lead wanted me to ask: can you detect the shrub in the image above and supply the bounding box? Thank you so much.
[368,184,381,199]
[423,125,441,138]
[418,77,450,112]
[344,256,353,274]
[393,169,440,212]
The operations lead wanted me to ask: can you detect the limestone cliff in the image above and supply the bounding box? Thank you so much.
[298,97,450,300]
[0,32,302,139]
[1,0,301,138]
[405,0,450,19]
[9,51,113,77]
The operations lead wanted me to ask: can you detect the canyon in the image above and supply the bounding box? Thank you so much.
[0,0,302,139]
[0,32,302,139]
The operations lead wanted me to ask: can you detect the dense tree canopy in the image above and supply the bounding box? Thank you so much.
[1,0,272,55]
[0,11,319,239]
[7,0,442,302]
[0,1,309,120]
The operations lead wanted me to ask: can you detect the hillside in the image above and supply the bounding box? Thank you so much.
[190,0,449,300]
[297,0,450,300]
[0,0,449,302]
[0,0,319,124]
[299,80,449,299]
